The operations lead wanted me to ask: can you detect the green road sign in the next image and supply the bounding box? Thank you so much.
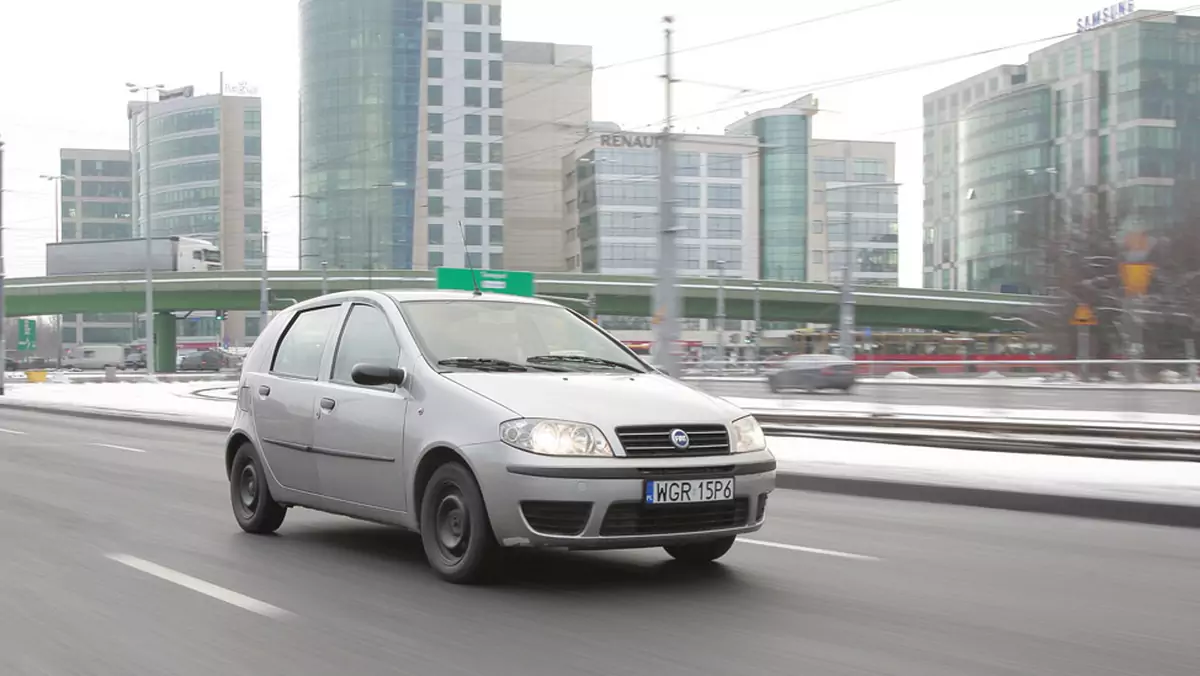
[16,318,36,351]
[436,268,535,297]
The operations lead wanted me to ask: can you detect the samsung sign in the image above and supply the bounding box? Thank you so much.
[1077,1,1135,32]
[599,133,662,149]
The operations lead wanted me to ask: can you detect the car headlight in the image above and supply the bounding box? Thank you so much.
[731,415,767,454]
[499,419,614,457]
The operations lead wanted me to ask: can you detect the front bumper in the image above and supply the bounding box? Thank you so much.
[468,442,777,550]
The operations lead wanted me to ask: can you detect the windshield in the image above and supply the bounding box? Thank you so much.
[397,300,648,373]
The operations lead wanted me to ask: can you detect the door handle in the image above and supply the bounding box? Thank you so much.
[319,397,336,411]
[258,385,271,396]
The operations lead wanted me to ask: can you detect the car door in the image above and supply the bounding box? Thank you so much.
[311,301,410,514]
[250,303,343,495]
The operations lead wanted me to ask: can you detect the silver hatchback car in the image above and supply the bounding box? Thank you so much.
[225,290,776,583]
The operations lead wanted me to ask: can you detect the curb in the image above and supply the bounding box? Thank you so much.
[2,401,1197,529]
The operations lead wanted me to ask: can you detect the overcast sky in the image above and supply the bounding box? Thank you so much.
[0,0,1146,282]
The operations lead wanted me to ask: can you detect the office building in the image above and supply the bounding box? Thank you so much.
[562,124,760,279]
[497,40,592,272]
[128,84,263,344]
[57,148,135,346]
[809,139,899,286]
[922,7,1200,293]
[300,0,504,273]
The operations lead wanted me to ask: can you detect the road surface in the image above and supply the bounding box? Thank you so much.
[0,407,1196,675]
[696,379,1200,415]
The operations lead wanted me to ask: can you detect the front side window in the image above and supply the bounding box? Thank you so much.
[271,305,341,379]
[397,300,646,373]
[330,304,401,389]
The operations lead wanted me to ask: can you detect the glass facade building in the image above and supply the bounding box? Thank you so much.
[923,10,1200,292]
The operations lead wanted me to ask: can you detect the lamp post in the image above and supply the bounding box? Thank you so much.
[127,82,167,379]
[715,260,727,360]
[40,173,74,367]
[0,137,7,396]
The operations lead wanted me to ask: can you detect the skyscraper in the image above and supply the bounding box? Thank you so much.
[299,0,504,272]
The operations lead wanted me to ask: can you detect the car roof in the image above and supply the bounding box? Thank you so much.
[287,288,563,312]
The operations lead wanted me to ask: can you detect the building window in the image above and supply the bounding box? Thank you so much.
[488,33,502,53]
[488,169,503,191]
[707,184,741,209]
[428,140,444,162]
[427,1,443,21]
[465,32,482,52]
[488,115,503,136]
[428,251,444,269]
[428,85,443,106]
[60,158,75,176]
[488,142,503,163]
[464,86,482,108]
[488,88,503,108]
[244,137,262,156]
[464,114,482,135]
[488,252,503,269]
[489,225,503,244]
[244,187,261,207]
[676,182,701,207]
[429,196,444,217]
[244,109,262,132]
[464,3,482,24]
[675,152,701,177]
[464,59,482,80]
[488,4,501,26]
[676,214,701,237]
[465,198,483,218]
[428,223,443,245]
[707,245,742,269]
[706,214,741,239]
[489,198,503,218]
[851,158,887,181]
[464,223,482,245]
[465,169,482,191]
[427,29,443,50]
[466,252,482,268]
[488,60,503,81]
[707,154,742,178]
[428,112,444,134]
[465,142,483,163]
[429,168,443,190]
[428,57,443,79]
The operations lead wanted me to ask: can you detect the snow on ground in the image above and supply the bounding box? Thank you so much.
[770,436,1200,507]
[4,381,1199,504]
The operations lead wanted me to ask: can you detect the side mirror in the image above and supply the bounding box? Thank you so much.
[350,363,407,387]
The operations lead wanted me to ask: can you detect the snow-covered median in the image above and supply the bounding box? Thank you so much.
[0,381,234,427]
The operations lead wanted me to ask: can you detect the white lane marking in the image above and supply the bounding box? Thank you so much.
[0,427,26,436]
[105,554,293,619]
[92,443,147,454]
[739,538,880,561]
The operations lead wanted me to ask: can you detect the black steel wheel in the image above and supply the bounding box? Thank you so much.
[419,462,500,584]
[230,443,286,534]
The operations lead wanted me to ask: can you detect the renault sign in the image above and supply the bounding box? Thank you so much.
[599,133,662,149]
[1077,1,1135,32]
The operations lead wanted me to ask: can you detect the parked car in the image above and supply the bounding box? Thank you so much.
[226,290,776,583]
[767,354,857,393]
[4,357,17,372]
[180,350,223,372]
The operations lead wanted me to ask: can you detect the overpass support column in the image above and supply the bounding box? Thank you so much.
[154,312,177,374]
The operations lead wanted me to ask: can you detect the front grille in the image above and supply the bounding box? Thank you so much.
[520,501,593,536]
[616,424,731,457]
[600,499,750,536]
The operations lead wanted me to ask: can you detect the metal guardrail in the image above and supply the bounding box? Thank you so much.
[680,358,1200,383]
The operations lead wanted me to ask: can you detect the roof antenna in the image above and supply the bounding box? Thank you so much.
[456,219,483,296]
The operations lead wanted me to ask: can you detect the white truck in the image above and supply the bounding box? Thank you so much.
[62,345,126,370]
[45,236,221,276]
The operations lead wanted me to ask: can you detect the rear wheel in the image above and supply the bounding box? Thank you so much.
[230,444,287,534]
[664,536,737,564]
[419,463,500,584]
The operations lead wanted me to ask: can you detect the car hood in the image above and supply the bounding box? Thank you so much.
[442,371,748,426]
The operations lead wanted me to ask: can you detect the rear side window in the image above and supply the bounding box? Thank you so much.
[330,304,401,389]
[271,305,341,379]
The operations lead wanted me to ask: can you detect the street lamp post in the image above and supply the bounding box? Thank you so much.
[0,137,7,396]
[40,173,74,367]
[127,82,167,379]
[715,260,727,360]
[320,261,329,296]
[259,229,269,335]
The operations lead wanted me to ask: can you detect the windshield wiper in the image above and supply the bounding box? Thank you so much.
[526,355,644,373]
[437,357,529,372]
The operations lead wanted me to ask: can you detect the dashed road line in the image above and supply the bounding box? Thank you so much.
[91,443,147,454]
[739,538,881,561]
[0,427,26,436]
[105,554,293,619]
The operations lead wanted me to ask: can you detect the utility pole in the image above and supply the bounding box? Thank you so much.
[715,260,726,361]
[128,83,165,380]
[259,229,269,335]
[653,15,681,377]
[0,137,7,396]
[838,210,856,358]
[752,280,762,366]
[320,261,329,296]
[40,173,71,368]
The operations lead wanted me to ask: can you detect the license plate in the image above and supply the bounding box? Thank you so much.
[644,478,734,505]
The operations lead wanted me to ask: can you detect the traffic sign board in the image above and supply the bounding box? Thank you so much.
[436,268,535,297]
[16,319,37,351]
[1070,304,1098,326]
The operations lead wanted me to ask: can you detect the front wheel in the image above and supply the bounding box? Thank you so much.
[419,463,500,584]
[664,536,737,564]
[230,444,287,534]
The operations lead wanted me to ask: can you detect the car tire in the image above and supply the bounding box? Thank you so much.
[664,536,737,564]
[230,443,287,535]
[419,462,500,585]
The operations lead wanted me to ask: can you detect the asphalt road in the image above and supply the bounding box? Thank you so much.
[697,379,1200,415]
[1,407,1198,676]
